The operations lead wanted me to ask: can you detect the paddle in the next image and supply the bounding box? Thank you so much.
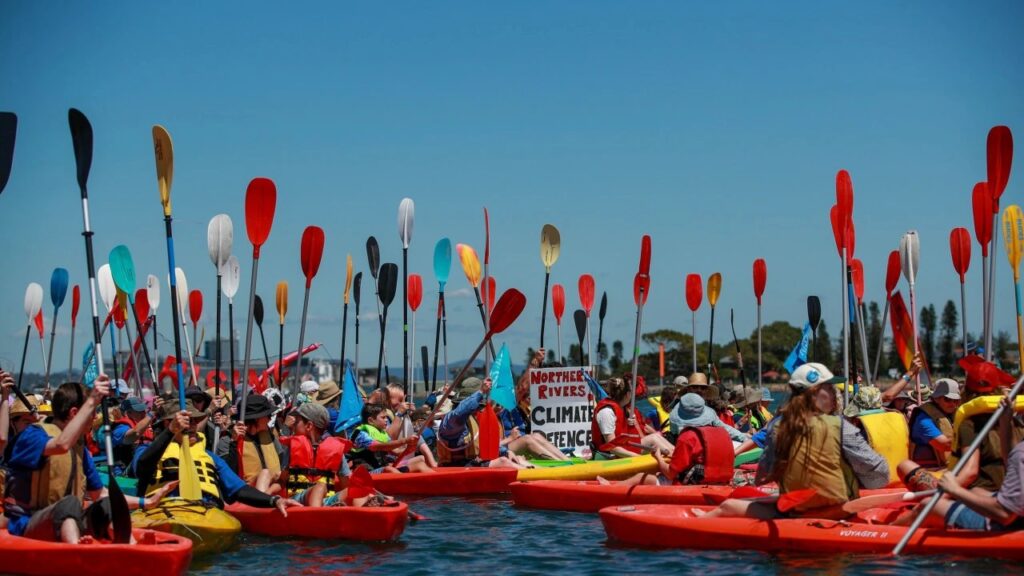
[706,272,721,379]
[950,228,972,360]
[174,270,202,388]
[552,283,565,363]
[276,281,288,386]
[431,238,452,392]
[574,309,588,368]
[398,198,415,393]
[293,225,326,396]
[224,256,242,387]
[872,251,901,382]
[353,272,362,378]
[340,254,353,376]
[807,296,821,361]
[109,245,158,390]
[98,264,121,385]
[68,285,80,377]
[850,258,872,388]
[684,273,702,373]
[579,274,596,372]
[147,274,160,363]
[900,231,921,402]
[596,292,608,376]
[366,236,389,383]
[16,283,43,393]
[973,182,994,358]
[1002,205,1024,368]
[539,224,561,348]
[375,263,399,388]
[894,374,1024,555]
[207,214,233,418]
[33,311,47,388]
[70,108,131,543]
[189,290,203,358]
[628,235,652,420]
[483,208,492,370]
[835,170,855,405]
[421,345,430,391]
[752,259,766,388]
[985,127,1013,363]
[44,268,69,390]
[843,489,936,514]
[239,177,277,421]
[408,273,423,397]
[727,308,751,412]
[0,112,16,195]
[457,243,497,358]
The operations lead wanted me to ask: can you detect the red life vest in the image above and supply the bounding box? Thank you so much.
[668,426,734,484]
[114,416,154,442]
[283,435,351,496]
[590,399,643,454]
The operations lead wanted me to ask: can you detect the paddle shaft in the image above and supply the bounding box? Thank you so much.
[294,286,311,397]
[67,321,76,378]
[127,302,158,388]
[597,314,605,377]
[109,315,120,387]
[278,322,284,386]
[214,275,223,448]
[987,213,998,361]
[254,303,268,369]
[959,283,968,359]
[894,373,1024,555]
[122,314,144,395]
[691,311,697,374]
[178,297,201,387]
[239,255,262,422]
[472,287,498,359]
[982,255,990,360]
[841,256,850,407]
[45,305,58,390]
[376,305,389,389]
[1014,274,1024,367]
[629,284,647,421]
[340,302,348,378]
[872,297,890,383]
[756,304,762,387]
[431,293,442,391]
[706,305,716,378]
[586,313,593,375]
[540,270,550,348]
[403,247,409,399]
[908,280,921,403]
[855,299,873,388]
[354,299,360,380]
[15,325,30,392]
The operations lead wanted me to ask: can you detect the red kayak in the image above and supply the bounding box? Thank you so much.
[225,501,408,541]
[371,467,518,496]
[600,504,1024,559]
[0,528,193,576]
[511,481,738,512]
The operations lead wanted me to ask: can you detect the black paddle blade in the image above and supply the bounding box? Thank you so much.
[574,309,587,345]
[0,111,16,195]
[68,108,93,192]
[807,296,821,330]
[366,237,381,280]
[489,289,527,335]
[254,294,264,326]
[599,292,608,320]
[378,263,398,308]
[107,469,132,543]
[353,272,362,309]
[421,345,430,383]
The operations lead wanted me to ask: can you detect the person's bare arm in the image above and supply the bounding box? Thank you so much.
[44,375,110,456]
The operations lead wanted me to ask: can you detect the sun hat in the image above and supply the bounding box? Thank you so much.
[9,394,39,416]
[736,387,763,408]
[844,385,883,417]
[456,377,483,400]
[300,380,319,395]
[240,394,275,421]
[185,385,212,405]
[670,393,718,429]
[116,379,130,396]
[686,372,709,387]
[789,363,844,390]
[157,396,206,420]
[315,380,342,406]
[931,378,962,401]
[295,402,329,430]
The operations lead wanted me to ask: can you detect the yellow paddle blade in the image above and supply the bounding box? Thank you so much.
[456,243,482,287]
[276,281,288,324]
[707,272,722,307]
[1002,204,1024,277]
[152,125,174,217]
[343,254,353,304]
[178,436,202,501]
[540,224,561,270]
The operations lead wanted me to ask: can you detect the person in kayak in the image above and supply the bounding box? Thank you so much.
[350,403,435,473]
[135,395,301,516]
[697,363,889,519]
[384,383,439,468]
[228,394,286,495]
[897,378,961,491]
[110,396,154,477]
[592,377,675,458]
[437,377,531,469]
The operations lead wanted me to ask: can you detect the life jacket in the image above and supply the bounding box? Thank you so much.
[3,423,86,517]
[948,395,1024,488]
[647,396,672,433]
[668,426,734,484]
[350,424,393,469]
[148,432,222,505]
[852,410,908,483]
[240,430,282,484]
[590,399,643,455]
[949,395,1024,466]
[750,406,773,431]
[779,415,856,514]
[284,435,348,497]
[436,417,481,466]
[908,401,954,467]
[112,416,153,468]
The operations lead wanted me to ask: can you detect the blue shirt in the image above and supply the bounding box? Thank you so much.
[438,392,507,457]
[910,411,944,462]
[498,405,528,439]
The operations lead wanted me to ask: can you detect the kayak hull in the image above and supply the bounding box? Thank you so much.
[0,528,193,576]
[372,467,519,495]
[225,502,408,541]
[600,504,1024,559]
[511,481,738,512]
[131,499,241,555]
[517,454,658,481]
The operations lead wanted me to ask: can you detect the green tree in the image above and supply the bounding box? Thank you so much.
[919,304,937,370]
[995,330,1013,371]
[609,340,624,373]
[813,320,834,369]
[938,300,958,374]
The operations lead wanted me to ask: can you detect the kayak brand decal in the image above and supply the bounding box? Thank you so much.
[530,366,595,450]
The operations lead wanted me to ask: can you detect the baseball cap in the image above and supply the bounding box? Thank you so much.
[789,363,844,390]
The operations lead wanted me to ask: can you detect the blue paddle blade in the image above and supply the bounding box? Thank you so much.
[50,268,69,308]
[433,238,452,288]
[108,245,137,299]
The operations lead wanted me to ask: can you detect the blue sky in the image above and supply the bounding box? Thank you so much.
[1,2,1022,377]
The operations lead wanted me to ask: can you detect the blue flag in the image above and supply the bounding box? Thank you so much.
[784,322,813,374]
[582,369,608,401]
[490,343,517,411]
[334,360,364,434]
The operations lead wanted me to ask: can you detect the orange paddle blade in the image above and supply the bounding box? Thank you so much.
[276,281,288,324]
[346,466,375,504]
[885,250,901,294]
[850,259,865,303]
[456,243,481,287]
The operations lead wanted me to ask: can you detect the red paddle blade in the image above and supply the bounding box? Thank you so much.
[408,273,423,312]
[685,273,702,312]
[300,225,326,285]
[836,169,853,220]
[889,292,916,370]
[752,259,767,305]
[638,235,652,276]
[483,207,490,265]
[850,259,865,303]
[346,466,375,503]
[987,126,1013,204]
[188,290,203,326]
[71,285,81,326]
[885,250,901,294]
[245,177,277,257]
[478,404,500,461]
[135,289,150,321]
[33,310,44,338]
[552,283,565,323]
[578,274,595,314]
[633,273,650,306]
[845,219,856,261]
[973,182,993,255]
[829,205,843,256]
[484,276,496,314]
[950,227,972,282]
[488,289,527,335]
[113,299,126,329]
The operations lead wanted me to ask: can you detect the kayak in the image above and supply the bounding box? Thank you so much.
[96,465,139,496]
[517,454,657,481]
[225,501,408,541]
[131,498,241,555]
[734,448,762,466]
[0,528,193,576]
[372,467,519,496]
[599,504,1024,559]
[527,456,588,467]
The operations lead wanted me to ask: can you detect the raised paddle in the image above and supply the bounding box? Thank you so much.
[399,199,415,390]
[1002,205,1024,368]
[807,295,821,361]
[16,283,43,393]
[45,267,69,390]
[207,213,233,413]
[728,308,748,405]
[552,283,565,363]
[431,238,452,392]
[353,272,363,378]
[223,255,242,387]
[174,270,202,388]
[33,312,47,385]
[539,224,561,348]
[686,273,702,373]
[0,112,16,195]
[596,292,608,376]
[706,272,722,379]
[71,108,131,542]
[457,243,497,358]
[239,177,277,421]
[752,259,766,388]
[629,235,652,420]
[147,274,160,362]
[253,292,267,371]
[68,285,81,377]
[949,229,971,360]
[900,231,922,402]
[109,245,158,389]
[295,225,326,396]
[985,127,1014,362]
[366,236,391,385]
[850,258,873,388]
[579,274,595,372]
[276,281,288,386]
[408,273,423,397]
[375,263,399,388]
[834,170,855,406]
[483,208,492,370]
[189,290,203,358]
[872,250,902,382]
[340,254,353,376]
[973,182,994,358]
[574,309,588,368]
[421,345,430,392]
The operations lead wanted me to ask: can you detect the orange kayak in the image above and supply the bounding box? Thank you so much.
[225,502,408,541]
[0,528,193,576]
[600,504,1024,559]
[371,467,518,496]
[511,481,740,512]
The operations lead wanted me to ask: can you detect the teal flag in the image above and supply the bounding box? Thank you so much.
[490,343,516,411]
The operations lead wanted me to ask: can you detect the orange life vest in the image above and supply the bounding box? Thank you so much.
[283,435,350,496]
[590,399,643,455]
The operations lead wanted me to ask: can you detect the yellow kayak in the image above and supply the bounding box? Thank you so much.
[518,454,657,481]
[132,498,241,555]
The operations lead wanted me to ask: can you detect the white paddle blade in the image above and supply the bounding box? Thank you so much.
[98,264,116,312]
[899,231,919,286]
[173,267,189,316]
[398,197,415,249]
[146,274,161,311]
[207,214,234,270]
[222,255,241,300]
[24,282,43,322]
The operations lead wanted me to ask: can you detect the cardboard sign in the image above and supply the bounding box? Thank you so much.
[529,366,595,450]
